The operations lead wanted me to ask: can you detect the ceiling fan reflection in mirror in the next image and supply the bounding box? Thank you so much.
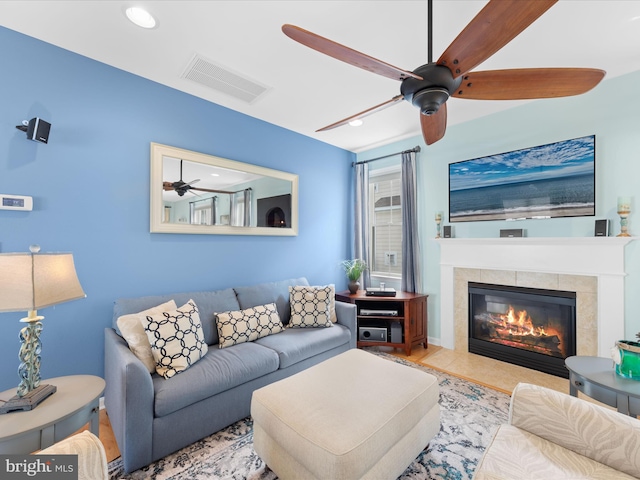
[282,0,605,145]
[163,159,233,197]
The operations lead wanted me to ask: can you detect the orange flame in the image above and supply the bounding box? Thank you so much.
[499,305,559,339]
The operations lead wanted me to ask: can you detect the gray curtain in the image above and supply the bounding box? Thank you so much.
[401,151,420,293]
[354,163,371,288]
[243,188,252,227]
[230,193,239,226]
[230,189,252,226]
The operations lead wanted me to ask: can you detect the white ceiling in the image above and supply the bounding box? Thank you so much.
[1,1,640,153]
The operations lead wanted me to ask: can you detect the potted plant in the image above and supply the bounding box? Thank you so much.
[341,259,367,294]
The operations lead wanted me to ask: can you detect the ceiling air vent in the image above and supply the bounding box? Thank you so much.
[181,54,270,104]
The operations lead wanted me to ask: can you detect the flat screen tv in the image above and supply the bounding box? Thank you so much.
[449,135,595,223]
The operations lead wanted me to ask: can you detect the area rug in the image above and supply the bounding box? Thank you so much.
[108,352,510,480]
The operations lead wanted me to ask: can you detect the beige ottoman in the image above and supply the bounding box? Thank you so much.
[251,349,440,480]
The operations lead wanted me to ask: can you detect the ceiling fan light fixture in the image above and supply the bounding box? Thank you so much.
[412,88,450,116]
[125,7,157,29]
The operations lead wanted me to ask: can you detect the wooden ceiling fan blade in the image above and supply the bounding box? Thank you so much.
[452,68,606,100]
[420,103,447,145]
[317,95,404,132]
[191,187,235,195]
[437,0,557,79]
[282,24,421,81]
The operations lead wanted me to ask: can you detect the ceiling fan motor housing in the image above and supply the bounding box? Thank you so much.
[401,63,462,115]
[172,181,189,196]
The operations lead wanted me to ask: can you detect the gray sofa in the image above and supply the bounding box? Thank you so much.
[104,277,356,473]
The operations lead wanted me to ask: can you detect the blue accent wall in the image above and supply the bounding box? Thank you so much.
[358,69,640,343]
[0,26,354,391]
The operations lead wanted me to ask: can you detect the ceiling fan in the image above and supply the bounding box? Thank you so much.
[282,0,605,145]
[162,160,232,197]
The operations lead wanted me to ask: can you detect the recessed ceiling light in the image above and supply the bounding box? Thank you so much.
[349,119,363,127]
[210,173,220,177]
[125,7,157,29]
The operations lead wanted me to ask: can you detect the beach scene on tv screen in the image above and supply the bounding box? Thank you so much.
[449,135,595,222]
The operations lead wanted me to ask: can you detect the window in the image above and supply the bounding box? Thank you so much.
[369,167,402,278]
[190,197,215,225]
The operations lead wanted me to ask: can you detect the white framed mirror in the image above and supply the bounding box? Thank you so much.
[150,143,298,236]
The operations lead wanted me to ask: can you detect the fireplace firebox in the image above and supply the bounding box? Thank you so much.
[468,282,576,378]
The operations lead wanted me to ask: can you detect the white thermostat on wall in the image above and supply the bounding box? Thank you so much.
[0,194,33,211]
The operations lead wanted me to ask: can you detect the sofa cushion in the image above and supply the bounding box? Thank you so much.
[143,300,208,379]
[254,324,351,369]
[152,341,280,417]
[474,424,637,480]
[234,277,309,325]
[216,303,284,349]
[508,382,640,477]
[117,300,177,373]
[288,285,333,328]
[113,288,240,346]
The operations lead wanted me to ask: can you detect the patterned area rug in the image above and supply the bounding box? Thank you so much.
[108,352,510,480]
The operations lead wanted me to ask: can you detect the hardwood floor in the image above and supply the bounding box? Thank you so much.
[96,344,574,464]
[98,406,121,463]
[376,343,570,395]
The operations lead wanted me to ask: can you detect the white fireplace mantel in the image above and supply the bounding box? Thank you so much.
[437,237,635,357]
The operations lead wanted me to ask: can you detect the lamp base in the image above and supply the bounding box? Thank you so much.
[0,384,56,414]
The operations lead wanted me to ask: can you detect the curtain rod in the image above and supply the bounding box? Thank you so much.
[352,146,421,166]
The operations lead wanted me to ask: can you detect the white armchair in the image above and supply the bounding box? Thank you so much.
[37,431,108,480]
[474,382,640,479]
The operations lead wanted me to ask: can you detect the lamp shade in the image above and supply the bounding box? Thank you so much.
[0,251,85,313]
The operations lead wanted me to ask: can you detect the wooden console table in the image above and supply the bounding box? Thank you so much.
[336,290,428,355]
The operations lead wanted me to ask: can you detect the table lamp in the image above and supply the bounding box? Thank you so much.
[0,245,85,414]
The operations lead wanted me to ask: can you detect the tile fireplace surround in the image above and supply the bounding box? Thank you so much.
[437,237,634,358]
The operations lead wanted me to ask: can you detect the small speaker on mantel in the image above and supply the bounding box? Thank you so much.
[500,228,524,238]
[595,219,610,237]
[443,225,452,238]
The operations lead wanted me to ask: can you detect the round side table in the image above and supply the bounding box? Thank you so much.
[565,356,640,417]
[0,375,105,454]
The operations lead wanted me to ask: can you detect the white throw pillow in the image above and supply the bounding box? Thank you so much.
[326,284,337,323]
[142,300,208,379]
[116,300,177,373]
[216,303,284,349]
[288,285,334,328]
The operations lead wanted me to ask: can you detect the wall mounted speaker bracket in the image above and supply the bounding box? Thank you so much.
[15,117,51,144]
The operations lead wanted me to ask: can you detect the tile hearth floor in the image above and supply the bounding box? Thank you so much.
[97,345,575,464]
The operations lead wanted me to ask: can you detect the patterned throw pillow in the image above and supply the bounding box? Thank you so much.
[288,285,334,328]
[117,300,177,374]
[216,303,284,349]
[142,300,208,379]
